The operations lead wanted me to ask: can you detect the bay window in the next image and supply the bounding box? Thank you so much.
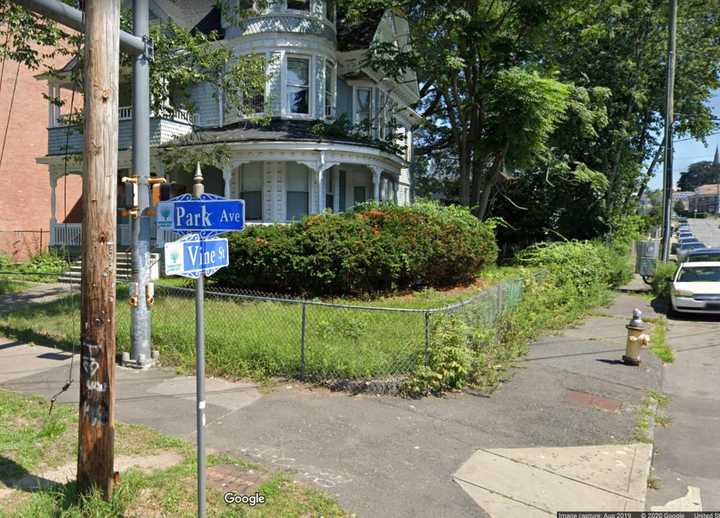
[287,57,310,115]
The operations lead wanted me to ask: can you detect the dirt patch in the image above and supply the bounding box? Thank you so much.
[207,464,270,494]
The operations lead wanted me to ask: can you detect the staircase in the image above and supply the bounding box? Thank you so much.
[58,251,137,284]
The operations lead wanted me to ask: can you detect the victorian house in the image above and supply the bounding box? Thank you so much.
[39,0,419,249]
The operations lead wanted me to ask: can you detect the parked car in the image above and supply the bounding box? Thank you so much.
[671,262,720,314]
[676,242,706,260]
[684,248,720,263]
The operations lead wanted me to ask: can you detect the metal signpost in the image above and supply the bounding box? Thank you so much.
[163,164,244,518]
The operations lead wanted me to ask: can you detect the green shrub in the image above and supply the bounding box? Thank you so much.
[401,316,473,397]
[18,251,69,274]
[651,261,677,300]
[217,202,498,297]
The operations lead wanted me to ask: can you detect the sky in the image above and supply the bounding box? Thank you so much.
[647,90,720,191]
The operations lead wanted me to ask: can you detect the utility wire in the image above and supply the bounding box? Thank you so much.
[0,62,21,171]
[50,7,85,416]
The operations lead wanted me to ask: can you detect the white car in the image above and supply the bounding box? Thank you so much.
[671,262,720,314]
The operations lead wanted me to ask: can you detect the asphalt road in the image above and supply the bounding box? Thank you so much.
[687,217,720,248]
[646,217,720,509]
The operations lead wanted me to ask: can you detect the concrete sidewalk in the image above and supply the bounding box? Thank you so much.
[0,291,664,517]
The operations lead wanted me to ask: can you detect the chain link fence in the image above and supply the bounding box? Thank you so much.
[0,271,532,389]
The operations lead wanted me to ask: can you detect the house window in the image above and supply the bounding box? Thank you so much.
[287,0,310,11]
[325,171,334,211]
[287,57,310,114]
[325,0,335,22]
[240,163,263,220]
[324,61,335,118]
[355,87,371,134]
[378,90,387,140]
[353,186,367,205]
[287,163,309,220]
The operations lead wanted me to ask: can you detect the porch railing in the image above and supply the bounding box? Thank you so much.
[55,106,196,127]
[50,223,131,247]
[50,223,82,246]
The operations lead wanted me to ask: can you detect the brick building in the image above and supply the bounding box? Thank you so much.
[0,53,82,261]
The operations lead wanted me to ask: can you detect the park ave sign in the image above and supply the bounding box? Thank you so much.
[172,198,245,233]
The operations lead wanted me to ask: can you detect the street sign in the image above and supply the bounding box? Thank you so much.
[164,234,229,278]
[170,194,245,237]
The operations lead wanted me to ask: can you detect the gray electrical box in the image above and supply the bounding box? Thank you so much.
[636,240,659,277]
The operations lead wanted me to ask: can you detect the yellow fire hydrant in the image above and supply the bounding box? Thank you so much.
[623,308,650,366]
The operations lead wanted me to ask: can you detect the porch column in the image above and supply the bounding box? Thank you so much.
[222,165,232,198]
[49,172,58,245]
[318,167,326,213]
[48,84,60,127]
[371,166,382,202]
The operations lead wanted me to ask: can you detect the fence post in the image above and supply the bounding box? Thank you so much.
[424,311,430,366]
[496,282,503,320]
[300,303,307,380]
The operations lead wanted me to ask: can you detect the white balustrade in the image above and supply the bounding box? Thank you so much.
[51,223,82,246]
[53,106,196,127]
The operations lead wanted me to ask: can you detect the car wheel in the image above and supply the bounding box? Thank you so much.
[667,304,679,319]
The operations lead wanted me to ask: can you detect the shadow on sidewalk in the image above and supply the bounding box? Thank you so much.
[0,456,62,493]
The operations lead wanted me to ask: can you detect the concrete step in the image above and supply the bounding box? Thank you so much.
[60,253,159,284]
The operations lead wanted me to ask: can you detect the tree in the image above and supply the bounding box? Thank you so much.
[352,0,577,219]
[542,0,720,219]
[677,160,720,191]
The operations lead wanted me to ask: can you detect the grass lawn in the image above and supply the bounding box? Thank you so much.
[0,389,345,517]
[0,268,525,382]
[0,278,23,297]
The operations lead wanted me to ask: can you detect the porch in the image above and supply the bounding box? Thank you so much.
[44,145,411,249]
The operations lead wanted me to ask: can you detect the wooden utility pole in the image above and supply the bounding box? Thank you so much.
[77,0,120,498]
[661,0,678,261]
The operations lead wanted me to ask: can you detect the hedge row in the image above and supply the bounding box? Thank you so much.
[216,202,499,296]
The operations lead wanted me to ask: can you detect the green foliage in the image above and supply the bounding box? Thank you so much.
[651,261,677,300]
[310,114,405,156]
[216,202,499,297]
[401,316,472,397]
[518,239,628,297]
[484,68,573,169]
[17,251,69,274]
